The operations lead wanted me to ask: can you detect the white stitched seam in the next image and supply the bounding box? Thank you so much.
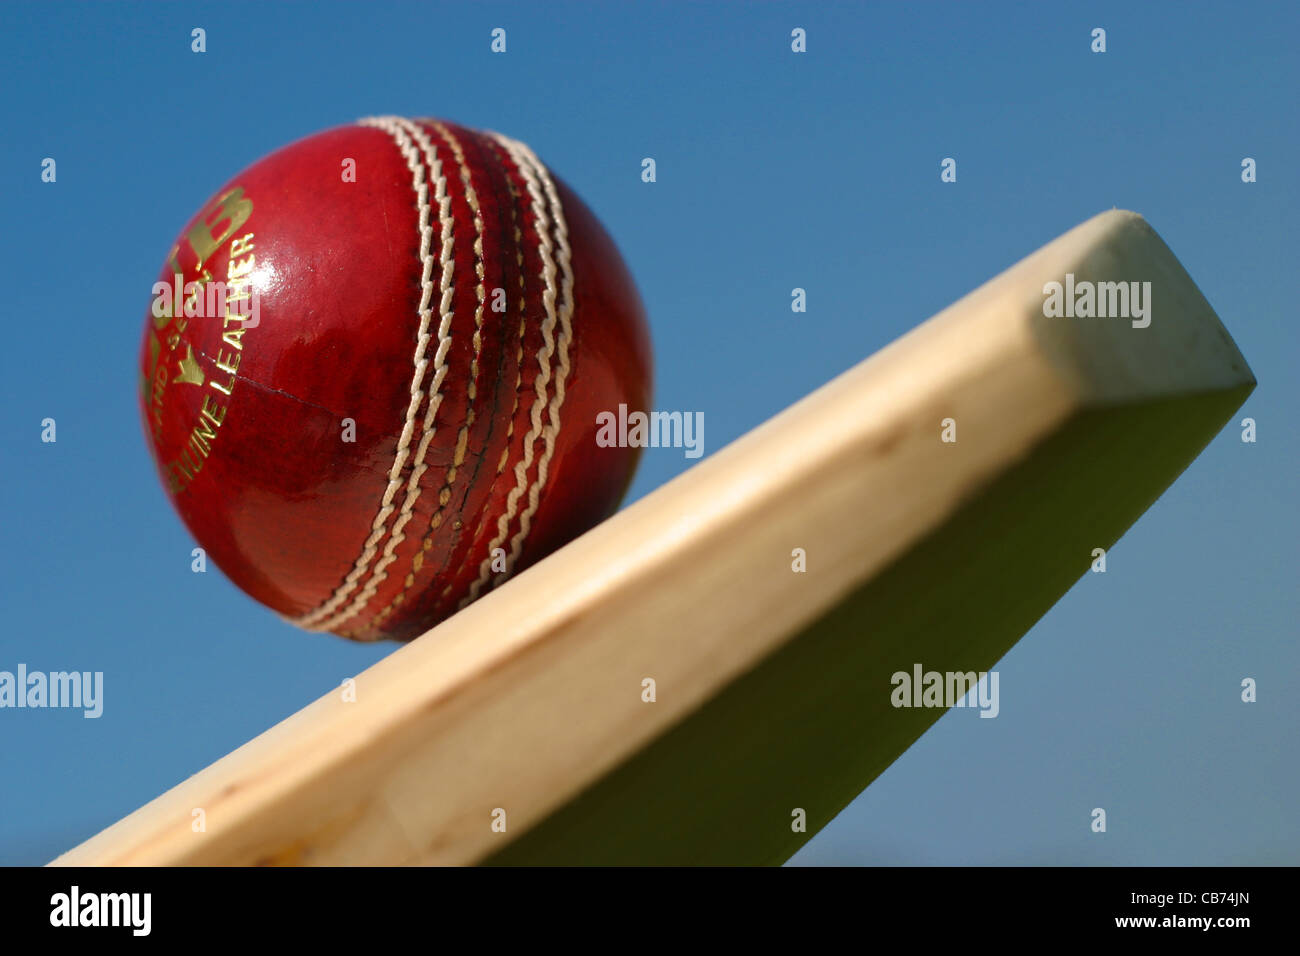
[462,133,573,605]
[503,138,574,566]
[291,116,455,632]
[335,120,490,638]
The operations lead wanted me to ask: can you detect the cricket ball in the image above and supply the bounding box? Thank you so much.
[138,116,651,641]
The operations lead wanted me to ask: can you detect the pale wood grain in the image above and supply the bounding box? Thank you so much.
[53,211,1254,866]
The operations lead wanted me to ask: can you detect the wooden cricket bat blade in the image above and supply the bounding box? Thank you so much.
[53,210,1254,866]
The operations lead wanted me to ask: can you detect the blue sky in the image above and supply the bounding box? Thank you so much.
[1,1,1295,865]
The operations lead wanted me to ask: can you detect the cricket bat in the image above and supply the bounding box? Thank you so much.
[52,210,1255,866]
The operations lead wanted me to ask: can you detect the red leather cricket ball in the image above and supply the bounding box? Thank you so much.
[138,116,652,641]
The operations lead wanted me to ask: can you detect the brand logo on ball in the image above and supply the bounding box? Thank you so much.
[141,186,259,492]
